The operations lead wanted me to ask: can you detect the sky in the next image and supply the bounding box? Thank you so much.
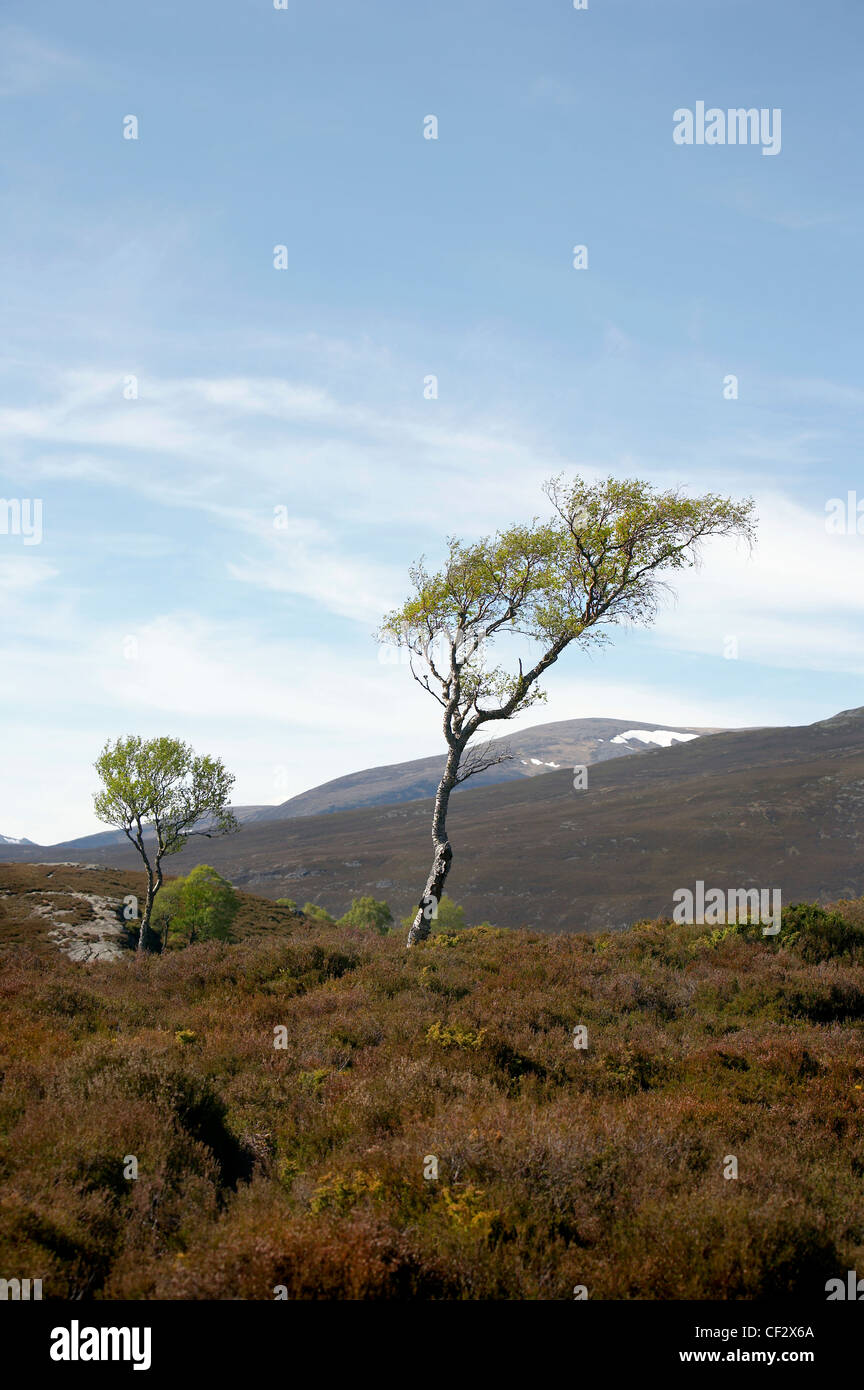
[1,0,863,844]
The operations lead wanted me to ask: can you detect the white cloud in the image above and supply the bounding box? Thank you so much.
[650,491,864,674]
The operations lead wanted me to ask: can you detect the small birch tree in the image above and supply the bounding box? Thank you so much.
[93,735,238,952]
[380,475,755,946]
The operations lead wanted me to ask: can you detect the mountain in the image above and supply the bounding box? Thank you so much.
[0,834,34,846]
[48,803,271,852]
[5,707,862,933]
[246,716,720,821]
[6,718,720,852]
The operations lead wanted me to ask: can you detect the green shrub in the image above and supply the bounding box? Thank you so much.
[401,894,468,935]
[339,897,393,935]
[781,902,864,962]
[302,902,335,924]
[155,866,239,950]
[149,880,184,951]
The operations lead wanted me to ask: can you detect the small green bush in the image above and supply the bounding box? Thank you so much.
[302,902,335,924]
[401,894,468,935]
[153,865,239,950]
[339,897,393,935]
[781,902,864,962]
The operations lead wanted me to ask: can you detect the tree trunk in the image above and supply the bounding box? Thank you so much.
[407,747,460,946]
[137,861,163,953]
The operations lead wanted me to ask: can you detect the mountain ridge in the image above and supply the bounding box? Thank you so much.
[3,707,861,934]
[12,716,723,850]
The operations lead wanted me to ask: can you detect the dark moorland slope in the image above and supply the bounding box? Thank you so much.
[7,707,862,932]
[16,716,722,853]
[244,715,722,822]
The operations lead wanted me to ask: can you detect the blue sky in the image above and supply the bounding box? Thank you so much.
[1,0,863,843]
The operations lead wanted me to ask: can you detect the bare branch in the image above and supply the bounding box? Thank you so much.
[454,739,513,784]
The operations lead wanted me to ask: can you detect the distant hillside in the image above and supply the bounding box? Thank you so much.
[6,707,862,933]
[30,716,720,852]
[246,716,720,822]
[46,803,271,853]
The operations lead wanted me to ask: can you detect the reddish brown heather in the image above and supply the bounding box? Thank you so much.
[1,863,863,1300]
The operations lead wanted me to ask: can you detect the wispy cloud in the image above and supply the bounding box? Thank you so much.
[0,555,58,592]
[0,26,81,97]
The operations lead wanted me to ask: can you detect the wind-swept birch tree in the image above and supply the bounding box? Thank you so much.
[93,735,238,952]
[380,475,755,946]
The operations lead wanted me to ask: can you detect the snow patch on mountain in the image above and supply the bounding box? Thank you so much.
[611,729,700,748]
[0,834,34,846]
